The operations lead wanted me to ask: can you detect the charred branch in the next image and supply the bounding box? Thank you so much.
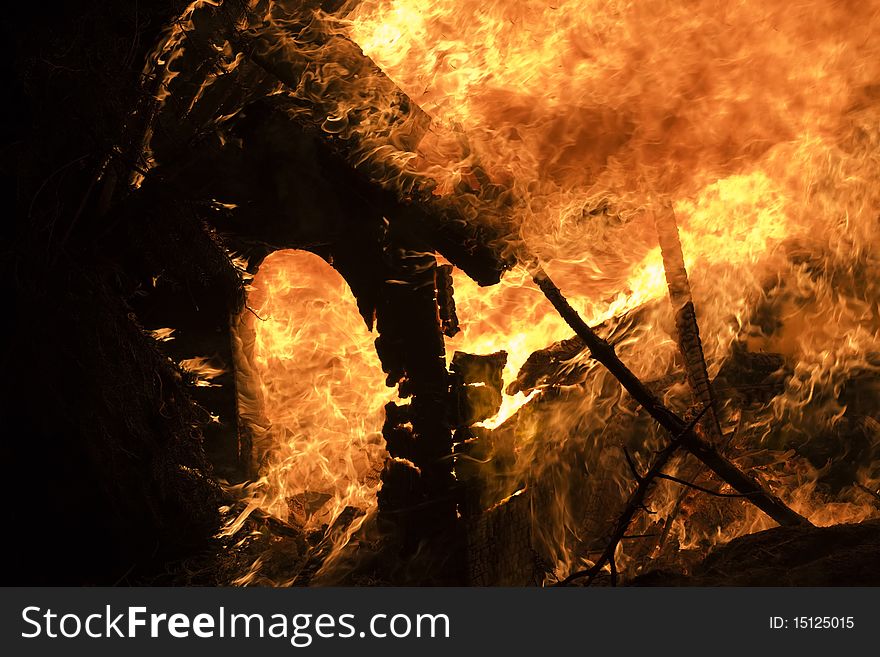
[559,407,711,586]
[653,472,751,498]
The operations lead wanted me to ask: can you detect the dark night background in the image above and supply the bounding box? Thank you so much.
[3,1,231,585]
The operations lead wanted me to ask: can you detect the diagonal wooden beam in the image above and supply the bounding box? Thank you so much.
[531,264,812,528]
[652,200,727,550]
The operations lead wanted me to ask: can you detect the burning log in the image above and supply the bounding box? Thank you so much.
[530,265,812,529]
[632,518,880,587]
[218,5,512,285]
[506,309,647,395]
[506,335,586,395]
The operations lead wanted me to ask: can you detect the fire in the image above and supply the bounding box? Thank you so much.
[345,0,880,576]
[150,0,880,583]
[231,250,393,581]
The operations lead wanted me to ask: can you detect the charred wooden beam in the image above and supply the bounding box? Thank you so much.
[652,201,725,553]
[220,11,511,285]
[373,226,460,565]
[653,202,724,442]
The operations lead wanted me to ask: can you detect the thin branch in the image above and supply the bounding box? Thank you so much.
[622,447,643,483]
[654,473,751,498]
[557,406,710,587]
[245,305,267,322]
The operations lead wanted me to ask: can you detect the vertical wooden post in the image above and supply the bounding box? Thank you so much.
[374,226,463,579]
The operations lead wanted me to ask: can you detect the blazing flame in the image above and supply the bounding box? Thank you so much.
[148,0,880,584]
[346,0,880,577]
[231,250,392,582]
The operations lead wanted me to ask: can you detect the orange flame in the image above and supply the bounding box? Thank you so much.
[346,0,880,578]
[147,0,880,583]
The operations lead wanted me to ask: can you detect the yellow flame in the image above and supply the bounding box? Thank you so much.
[232,250,393,581]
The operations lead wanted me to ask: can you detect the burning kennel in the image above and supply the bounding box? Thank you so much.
[9,0,880,585]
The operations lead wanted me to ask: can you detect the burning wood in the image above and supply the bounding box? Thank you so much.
[649,200,728,561]
[532,265,811,528]
[169,0,810,531]
[130,0,880,587]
